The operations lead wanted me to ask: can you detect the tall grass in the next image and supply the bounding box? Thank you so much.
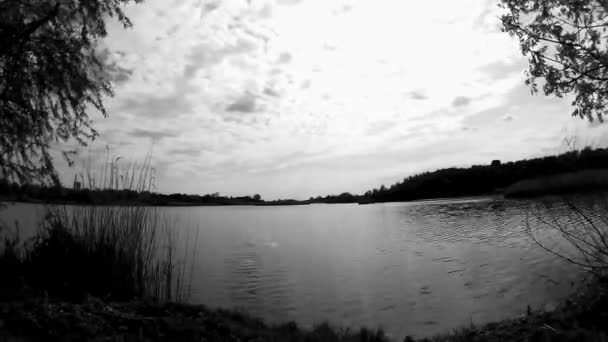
[0,150,196,303]
[0,205,195,302]
[76,147,156,192]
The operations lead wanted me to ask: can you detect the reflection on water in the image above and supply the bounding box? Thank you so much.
[0,197,585,339]
[224,242,293,315]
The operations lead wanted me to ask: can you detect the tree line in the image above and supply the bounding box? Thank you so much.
[3,147,608,205]
[362,147,608,203]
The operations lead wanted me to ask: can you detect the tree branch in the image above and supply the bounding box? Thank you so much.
[18,2,60,43]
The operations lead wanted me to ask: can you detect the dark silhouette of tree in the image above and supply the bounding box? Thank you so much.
[0,0,142,184]
[500,0,608,122]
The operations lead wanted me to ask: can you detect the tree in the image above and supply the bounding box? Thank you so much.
[0,0,141,184]
[500,0,608,122]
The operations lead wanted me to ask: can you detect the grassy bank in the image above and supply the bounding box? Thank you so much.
[504,169,608,198]
[0,275,607,341]
[0,297,389,342]
[427,276,608,341]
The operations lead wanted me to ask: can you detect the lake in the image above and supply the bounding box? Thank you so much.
[0,197,583,339]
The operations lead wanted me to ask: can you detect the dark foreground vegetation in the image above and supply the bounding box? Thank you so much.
[3,147,608,206]
[1,276,607,342]
[0,205,194,303]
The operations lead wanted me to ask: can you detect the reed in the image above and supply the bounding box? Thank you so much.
[0,204,194,302]
[0,150,195,302]
[75,147,156,192]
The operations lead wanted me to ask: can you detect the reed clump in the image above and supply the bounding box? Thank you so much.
[0,204,193,303]
[0,150,194,303]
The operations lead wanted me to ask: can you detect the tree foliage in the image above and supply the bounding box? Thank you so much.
[500,0,608,122]
[0,0,141,184]
[363,147,608,202]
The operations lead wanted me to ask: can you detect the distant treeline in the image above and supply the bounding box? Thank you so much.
[0,181,360,206]
[362,147,608,202]
[0,183,266,206]
[2,147,608,206]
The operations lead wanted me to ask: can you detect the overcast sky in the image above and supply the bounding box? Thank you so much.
[56,0,608,200]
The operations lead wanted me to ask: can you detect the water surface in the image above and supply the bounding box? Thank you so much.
[0,197,582,339]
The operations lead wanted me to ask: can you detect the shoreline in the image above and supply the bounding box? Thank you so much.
[1,276,606,342]
[2,194,502,208]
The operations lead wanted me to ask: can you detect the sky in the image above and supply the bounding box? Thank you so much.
[55,0,608,200]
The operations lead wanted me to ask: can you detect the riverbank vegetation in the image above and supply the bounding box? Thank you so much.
[0,205,195,303]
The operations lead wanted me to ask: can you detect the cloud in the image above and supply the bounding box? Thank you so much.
[365,120,396,136]
[263,87,280,97]
[168,147,203,157]
[478,60,526,80]
[277,52,292,64]
[300,79,311,89]
[462,84,570,131]
[332,4,353,15]
[276,0,301,5]
[183,38,258,78]
[588,119,603,128]
[502,114,515,122]
[118,93,192,118]
[472,0,495,30]
[166,24,179,36]
[204,2,220,12]
[97,48,133,84]
[452,96,471,107]
[110,67,133,84]
[389,123,437,143]
[259,3,273,19]
[129,128,179,142]
[408,91,428,100]
[323,43,337,51]
[225,92,260,113]
[222,115,245,124]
